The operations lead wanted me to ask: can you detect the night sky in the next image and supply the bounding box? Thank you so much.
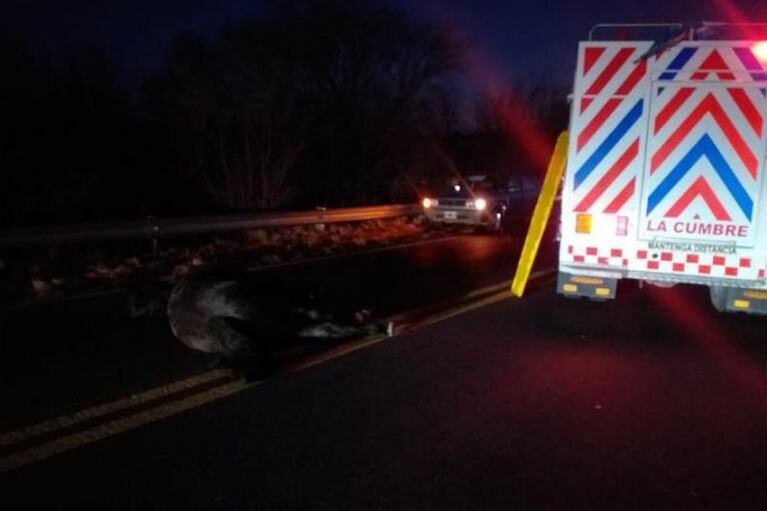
[5,0,767,94]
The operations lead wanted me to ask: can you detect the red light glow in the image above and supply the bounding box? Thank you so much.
[616,216,628,236]
[754,42,767,63]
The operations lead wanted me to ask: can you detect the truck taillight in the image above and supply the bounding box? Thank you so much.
[754,41,767,62]
[575,214,592,234]
[474,198,487,211]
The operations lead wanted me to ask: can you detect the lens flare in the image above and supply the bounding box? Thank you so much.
[753,41,767,62]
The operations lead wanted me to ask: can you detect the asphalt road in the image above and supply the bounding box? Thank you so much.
[3,279,767,509]
[2,232,541,430]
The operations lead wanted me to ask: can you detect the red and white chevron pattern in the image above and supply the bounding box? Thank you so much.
[569,42,653,216]
[644,84,764,225]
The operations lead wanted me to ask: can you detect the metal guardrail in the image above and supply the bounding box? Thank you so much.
[0,204,422,249]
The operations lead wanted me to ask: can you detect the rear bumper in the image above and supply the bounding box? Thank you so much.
[558,266,767,314]
[559,262,767,289]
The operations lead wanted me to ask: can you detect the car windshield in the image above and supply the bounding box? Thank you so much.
[441,178,498,196]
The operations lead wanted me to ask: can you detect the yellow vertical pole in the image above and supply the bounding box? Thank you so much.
[511,131,569,297]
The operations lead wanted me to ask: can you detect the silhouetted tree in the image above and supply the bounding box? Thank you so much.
[143,28,308,211]
[0,35,145,227]
[145,0,465,211]
[472,79,569,175]
[0,1,466,227]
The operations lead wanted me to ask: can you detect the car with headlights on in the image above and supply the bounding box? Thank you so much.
[422,175,540,232]
[421,175,502,231]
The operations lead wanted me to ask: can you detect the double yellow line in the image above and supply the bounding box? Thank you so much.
[0,269,555,474]
[0,370,245,474]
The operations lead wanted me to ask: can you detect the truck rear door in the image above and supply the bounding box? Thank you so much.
[638,81,767,248]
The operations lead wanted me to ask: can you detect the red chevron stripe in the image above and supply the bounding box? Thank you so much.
[681,51,737,81]
[651,94,758,177]
[615,60,646,95]
[728,88,763,136]
[604,177,636,213]
[586,47,634,95]
[690,71,736,80]
[699,50,729,70]
[583,47,606,76]
[665,176,731,221]
[654,87,694,134]
[575,139,639,212]
[580,97,595,114]
[577,98,621,151]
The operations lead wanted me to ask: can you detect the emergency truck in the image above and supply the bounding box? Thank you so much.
[557,22,767,314]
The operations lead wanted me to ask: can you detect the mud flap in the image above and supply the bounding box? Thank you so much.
[557,272,617,300]
[710,286,767,315]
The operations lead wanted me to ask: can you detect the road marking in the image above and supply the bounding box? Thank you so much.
[0,380,251,474]
[462,269,555,301]
[0,267,556,473]
[286,333,392,373]
[415,291,510,328]
[0,370,231,449]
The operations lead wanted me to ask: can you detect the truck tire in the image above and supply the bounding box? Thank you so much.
[709,286,728,312]
[492,212,507,235]
[490,214,503,234]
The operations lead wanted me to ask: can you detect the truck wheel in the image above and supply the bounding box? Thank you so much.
[709,286,728,312]
[483,223,503,236]
[490,212,505,234]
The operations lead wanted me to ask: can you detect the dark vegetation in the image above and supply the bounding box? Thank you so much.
[0,0,567,229]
